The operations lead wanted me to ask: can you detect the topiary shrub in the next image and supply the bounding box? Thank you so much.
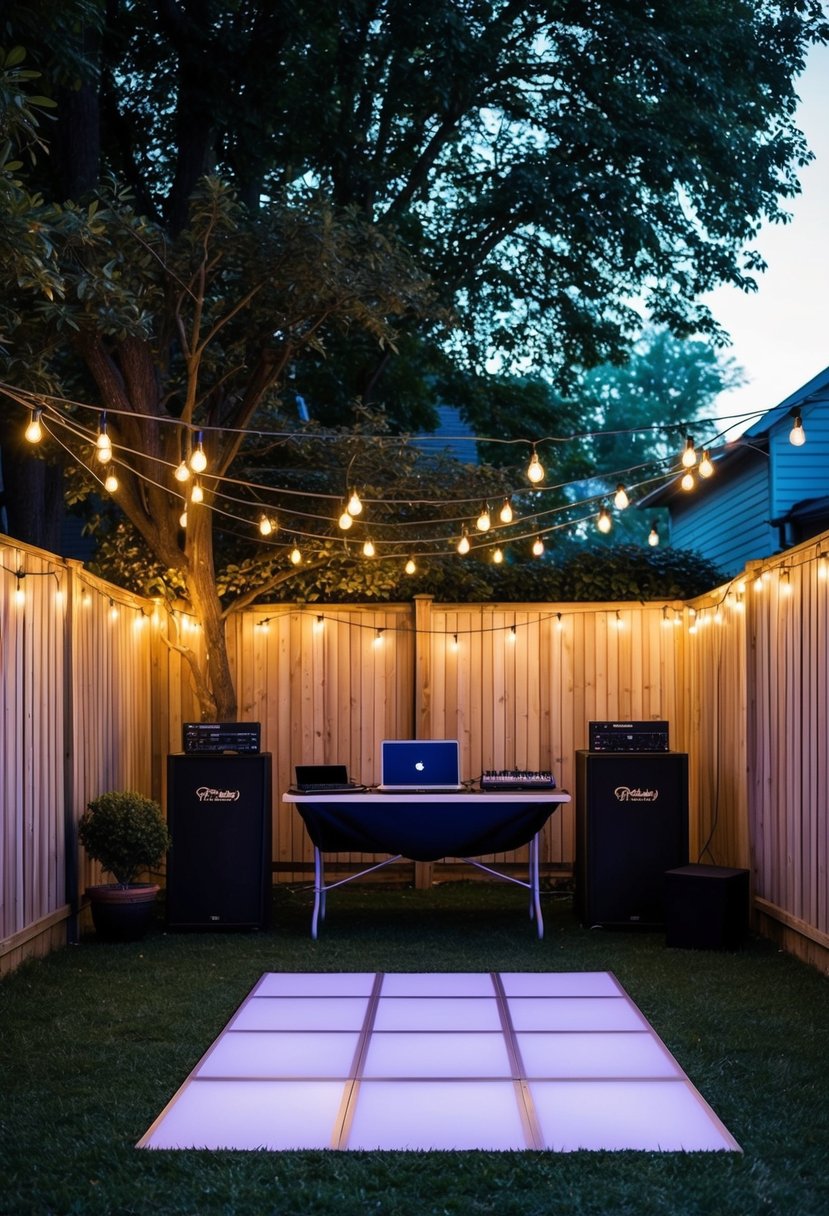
[78,791,171,886]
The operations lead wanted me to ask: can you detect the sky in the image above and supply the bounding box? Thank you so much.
[705,39,829,433]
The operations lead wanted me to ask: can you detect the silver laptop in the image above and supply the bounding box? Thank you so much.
[378,739,463,792]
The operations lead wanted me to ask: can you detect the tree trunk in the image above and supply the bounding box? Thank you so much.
[184,494,237,722]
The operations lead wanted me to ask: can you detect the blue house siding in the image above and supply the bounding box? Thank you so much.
[668,458,776,577]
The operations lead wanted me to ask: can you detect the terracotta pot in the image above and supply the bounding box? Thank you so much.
[85,883,160,941]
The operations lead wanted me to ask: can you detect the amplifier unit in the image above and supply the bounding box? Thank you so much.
[182,722,261,754]
[588,721,669,753]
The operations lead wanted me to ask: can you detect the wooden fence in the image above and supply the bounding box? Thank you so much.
[2,529,828,975]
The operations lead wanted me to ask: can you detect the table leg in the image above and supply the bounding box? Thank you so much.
[530,834,544,939]
[312,845,324,939]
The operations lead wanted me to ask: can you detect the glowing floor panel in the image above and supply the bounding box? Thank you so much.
[137,972,741,1153]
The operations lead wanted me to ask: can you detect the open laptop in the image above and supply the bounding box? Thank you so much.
[378,739,463,793]
[291,764,363,794]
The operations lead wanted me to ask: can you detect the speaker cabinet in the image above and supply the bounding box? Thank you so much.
[576,751,688,927]
[166,753,272,930]
[665,864,750,949]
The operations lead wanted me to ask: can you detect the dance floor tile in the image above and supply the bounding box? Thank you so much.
[138,971,741,1153]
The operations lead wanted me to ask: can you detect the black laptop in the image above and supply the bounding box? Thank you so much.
[291,764,363,794]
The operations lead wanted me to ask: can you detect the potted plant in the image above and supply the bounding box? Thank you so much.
[78,790,172,940]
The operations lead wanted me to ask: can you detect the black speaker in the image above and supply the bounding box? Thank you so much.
[166,753,272,930]
[576,751,688,927]
[665,864,750,949]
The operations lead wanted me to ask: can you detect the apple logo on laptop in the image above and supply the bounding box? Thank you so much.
[415,761,425,771]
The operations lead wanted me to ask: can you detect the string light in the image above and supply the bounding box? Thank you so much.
[681,435,697,468]
[259,514,275,537]
[789,411,806,446]
[614,484,629,510]
[648,522,659,547]
[526,447,545,484]
[698,450,714,478]
[662,606,671,628]
[492,547,504,564]
[555,612,563,632]
[613,609,624,629]
[14,571,25,606]
[532,537,544,557]
[405,558,416,574]
[174,460,190,483]
[347,490,363,516]
[780,568,792,596]
[338,507,353,530]
[179,509,188,528]
[108,599,120,621]
[190,481,204,504]
[507,624,517,644]
[680,471,695,492]
[95,413,112,463]
[189,431,207,473]
[314,614,325,632]
[25,409,43,443]
[373,627,385,647]
[476,504,491,532]
[457,530,470,555]
[449,633,459,652]
[499,498,514,523]
[104,472,119,494]
[597,506,611,534]
[290,543,302,565]
[362,539,376,557]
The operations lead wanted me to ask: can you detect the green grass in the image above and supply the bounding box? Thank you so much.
[2,882,828,1216]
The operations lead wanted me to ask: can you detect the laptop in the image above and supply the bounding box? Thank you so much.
[291,764,363,794]
[378,739,463,793]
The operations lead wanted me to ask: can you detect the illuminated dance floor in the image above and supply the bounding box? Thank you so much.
[138,972,740,1152]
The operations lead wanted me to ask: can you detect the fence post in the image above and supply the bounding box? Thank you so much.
[413,595,433,889]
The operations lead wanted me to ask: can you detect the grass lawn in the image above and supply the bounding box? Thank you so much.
[1,881,828,1216]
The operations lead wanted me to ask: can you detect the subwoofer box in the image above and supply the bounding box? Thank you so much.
[664,864,750,950]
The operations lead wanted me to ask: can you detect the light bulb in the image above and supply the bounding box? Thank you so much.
[14,574,25,606]
[698,450,714,478]
[499,498,514,523]
[362,539,376,557]
[507,625,517,644]
[373,628,385,647]
[789,413,806,446]
[96,415,112,460]
[457,532,470,555]
[189,431,207,473]
[259,514,273,537]
[104,472,119,493]
[681,471,695,492]
[492,547,503,564]
[532,537,544,557]
[526,448,544,484]
[449,633,459,652]
[347,490,363,516]
[597,506,611,534]
[174,460,190,482]
[109,601,119,621]
[179,509,188,528]
[290,545,302,565]
[681,436,697,468]
[405,558,416,574]
[614,484,629,510]
[25,410,43,443]
[648,523,659,547]
[338,509,353,530]
[96,441,112,465]
[476,505,491,532]
[190,481,204,504]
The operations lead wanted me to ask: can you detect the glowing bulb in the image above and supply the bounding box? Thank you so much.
[681,436,697,468]
[492,547,503,564]
[597,506,611,534]
[290,545,302,565]
[314,614,324,632]
[109,601,119,621]
[179,509,188,528]
[681,471,695,492]
[373,628,385,647]
[190,431,207,473]
[338,509,353,530]
[780,571,792,596]
[507,625,517,644]
[259,514,273,537]
[95,415,112,462]
[449,633,459,652]
[95,441,112,465]
[532,537,544,557]
[476,505,491,532]
[499,498,514,523]
[457,532,470,555]
[362,539,376,557]
[699,450,714,478]
[555,613,563,632]
[614,484,629,510]
[648,523,659,547]
[405,558,416,574]
[104,472,119,493]
[789,413,806,446]
[25,410,43,443]
[526,448,544,484]
[190,481,204,504]
[174,460,190,483]
[14,574,25,606]
[347,490,363,516]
